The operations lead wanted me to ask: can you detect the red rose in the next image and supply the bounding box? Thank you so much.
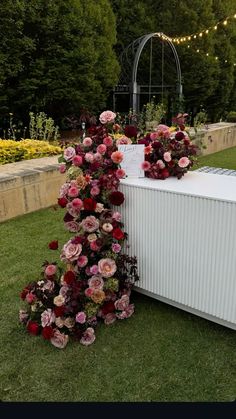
[161,168,170,179]
[54,306,65,317]
[42,326,54,340]
[27,321,40,335]
[101,301,115,315]
[20,288,30,300]
[175,131,185,141]
[58,197,68,208]
[83,198,97,211]
[48,240,58,250]
[109,191,125,206]
[112,228,125,240]
[64,270,76,285]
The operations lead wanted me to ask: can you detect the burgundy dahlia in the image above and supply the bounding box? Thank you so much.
[109,191,125,206]
[124,125,138,138]
[48,240,58,250]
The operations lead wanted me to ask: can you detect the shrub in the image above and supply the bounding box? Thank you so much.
[0,139,62,165]
[226,111,236,123]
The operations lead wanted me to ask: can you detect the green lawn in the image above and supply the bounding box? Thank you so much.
[0,206,236,402]
[196,146,236,170]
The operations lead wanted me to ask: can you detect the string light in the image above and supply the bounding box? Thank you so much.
[171,12,236,44]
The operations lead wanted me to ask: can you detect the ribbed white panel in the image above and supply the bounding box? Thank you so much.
[120,182,236,329]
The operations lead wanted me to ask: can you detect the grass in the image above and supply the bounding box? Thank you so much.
[0,205,236,402]
[196,146,236,170]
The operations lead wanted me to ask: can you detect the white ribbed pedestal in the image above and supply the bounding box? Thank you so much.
[120,172,236,330]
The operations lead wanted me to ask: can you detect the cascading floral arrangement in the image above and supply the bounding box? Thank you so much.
[19,110,139,349]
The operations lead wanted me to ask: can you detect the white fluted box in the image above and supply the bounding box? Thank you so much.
[120,172,236,330]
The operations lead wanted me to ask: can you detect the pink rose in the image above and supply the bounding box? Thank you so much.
[116,304,135,319]
[80,327,96,346]
[178,157,190,168]
[64,147,76,161]
[83,137,93,147]
[103,136,113,147]
[85,152,94,163]
[45,264,57,277]
[112,243,121,253]
[72,155,83,166]
[85,287,94,297]
[77,255,88,268]
[90,241,100,251]
[90,265,99,275]
[116,168,126,179]
[50,329,69,349]
[95,203,104,213]
[93,152,103,162]
[157,160,165,169]
[112,211,122,222]
[88,275,104,289]
[59,164,66,173]
[116,136,132,145]
[97,144,107,155]
[68,186,79,198]
[104,313,117,325]
[81,216,99,233]
[60,240,82,262]
[111,150,123,164]
[71,198,83,209]
[114,294,130,311]
[163,152,172,162]
[150,132,159,141]
[41,309,56,327]
[75,311,87,324]
[64,221,80,232]
[99,110,116,124]
[90,186,100,196]
[98,258,117,278]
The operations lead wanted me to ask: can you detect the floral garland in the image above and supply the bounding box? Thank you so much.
[19,111,139,349]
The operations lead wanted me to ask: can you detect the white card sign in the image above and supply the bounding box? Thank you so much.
[118,144,145,178]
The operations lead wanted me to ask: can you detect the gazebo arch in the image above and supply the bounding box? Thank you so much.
[113,32,183,114]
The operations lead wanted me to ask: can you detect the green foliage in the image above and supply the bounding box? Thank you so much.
[0,139,61,165]
[29,112,60,141]
[226,111,236,122]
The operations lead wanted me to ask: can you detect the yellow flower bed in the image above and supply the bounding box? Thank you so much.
[0,139,62,165]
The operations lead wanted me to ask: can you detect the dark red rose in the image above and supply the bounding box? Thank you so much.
[184,139,190,146]
[124,125,138,138]
[54,306,66,317]
[63,212,74,222]
[27,321,40,335]
[161,168,170,179]
[42,326,54,340]
[112,228,125,240]
[71,236,84,244]
[58,197,68,208]
[151,141,161,149]
[64,270,76,285]
[179,124,185,131]
[138,139,149,146]
[48,240,58,250]
[109,191,125,206]
[83,198,97,211]
[20,288,30,300]
[175,131,185,141]
[101,301,115,315]
[168,160,175,168]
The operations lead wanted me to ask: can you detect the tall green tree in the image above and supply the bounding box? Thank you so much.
[0,0,119,123]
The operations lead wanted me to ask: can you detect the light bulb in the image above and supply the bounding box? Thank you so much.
[199,32,203,37]
[223,20,227,25]
[205,30,209,34]
[214,25,217,30]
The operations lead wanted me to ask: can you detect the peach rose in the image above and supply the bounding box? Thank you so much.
[111,151,123,164]
[98,258,117,278]
[50,330,69,349]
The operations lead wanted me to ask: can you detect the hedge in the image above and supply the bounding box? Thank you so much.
[0,139,62,165]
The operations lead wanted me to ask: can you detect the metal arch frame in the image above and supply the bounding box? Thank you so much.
[131,32,183,113]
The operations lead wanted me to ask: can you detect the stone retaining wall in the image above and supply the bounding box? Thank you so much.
[0,156,66,222]
[194,122,236,155]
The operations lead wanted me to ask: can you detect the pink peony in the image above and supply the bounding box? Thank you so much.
[80,327,96,346]
[103,136,113,147]
[114,294,130,311]
[141,161,151,171]
[83,137,93,147]
[178,156,190,168]
[64,221,80,232]
[88,275,104,289]
[116,168,126,179]
[98,258,117,278]
[81,216,99,233]
[163,152,172,162]
[156,160,166,169]
[72,155,83,166]
[63,147,76,161]
[41,308,56,328]
[60,239,82,262]
[45,264,57,277]
[111,151,123,164]
[71,198,83,209]
[90,186,100,196]
[99,110,116,124]
[50,329,69,349]
[97,144,107,155]
[77,255,88,268]
[75,311,87,324]
[85,152,94,163]
[112,243,121,253]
